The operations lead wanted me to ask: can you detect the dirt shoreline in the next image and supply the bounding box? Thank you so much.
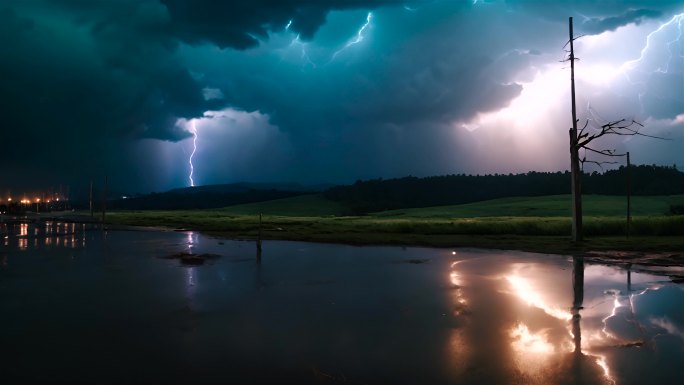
[582,250,684,268]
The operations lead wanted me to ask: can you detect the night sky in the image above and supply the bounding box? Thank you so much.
[2,0,683,193]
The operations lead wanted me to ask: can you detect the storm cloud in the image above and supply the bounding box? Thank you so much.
[1,0,682,193]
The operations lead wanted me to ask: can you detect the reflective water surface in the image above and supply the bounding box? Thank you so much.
[1,223,682,384]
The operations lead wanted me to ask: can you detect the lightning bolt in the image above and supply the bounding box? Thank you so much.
[622,12,684,81]
[625,13,684,73]
[600,287,653,342]
[289,34,317,68]
[330,12,373,62]
[188,120,198,187]
[285,19,293,30]
[618,12,684,113]
[664,13,684,74]
[284,12,373,68]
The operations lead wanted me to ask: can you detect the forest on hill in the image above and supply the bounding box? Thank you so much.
[88,165,684,212]
[324,165,684,214]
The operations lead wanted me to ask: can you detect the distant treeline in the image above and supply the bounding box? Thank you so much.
[324,165,684,214]
[103,189,302,210]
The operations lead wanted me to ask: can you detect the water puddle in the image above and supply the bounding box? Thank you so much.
[0,223,681,384]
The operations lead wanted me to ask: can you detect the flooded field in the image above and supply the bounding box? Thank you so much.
[1,222,682,384]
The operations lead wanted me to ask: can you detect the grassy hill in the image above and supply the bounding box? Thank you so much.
[216,194,346,216]
[212,193,684,218]
[375,194,684,218]
[105,193,684,254]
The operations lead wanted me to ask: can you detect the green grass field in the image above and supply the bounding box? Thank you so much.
[216,194,347,216]
[104,193,684,254]
[376,194,684,218]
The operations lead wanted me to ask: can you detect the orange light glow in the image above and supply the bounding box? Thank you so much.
[510,322,555,354]
[505,275,572,320]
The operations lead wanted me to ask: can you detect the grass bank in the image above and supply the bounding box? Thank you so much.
[104,194,684,255]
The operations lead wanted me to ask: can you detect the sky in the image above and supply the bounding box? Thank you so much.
[1,0,683,194]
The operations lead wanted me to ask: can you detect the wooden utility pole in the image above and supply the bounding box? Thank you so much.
[626,152,631,237]
[569,16,583,242]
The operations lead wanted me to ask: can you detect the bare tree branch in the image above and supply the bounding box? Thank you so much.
[575,118,667,149]
[580,158,619,171]
[562,35,586,49]
[583,146,627,157]
[577,120,589,139]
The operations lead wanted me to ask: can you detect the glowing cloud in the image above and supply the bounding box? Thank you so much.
[510,322,555,354]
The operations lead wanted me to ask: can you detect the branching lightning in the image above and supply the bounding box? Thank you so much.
[601,286,654,344]
[622,12,684,83]
[285,12,373,68]
[664,14,684,74]
[616,12,684,114]
[188,120,198,187]
[289,34,317,68]
[330,12,373,62]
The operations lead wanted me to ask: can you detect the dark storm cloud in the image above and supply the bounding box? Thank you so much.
[580,9,662,34]
[159,0,415,48]
[0,6,34,33]
[1,0,427,190]
[44,0,223,140]
[0,0,211,192]
[506,0,680,34]
[183,1,540,139]
[1,0,682,192]
[1,0,426,146]
[1,1,210,144]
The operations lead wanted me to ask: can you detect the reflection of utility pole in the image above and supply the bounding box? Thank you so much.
[627,263,632,292]
[256,213,262,263]
[255,258,263,289]
[572,256,585,354]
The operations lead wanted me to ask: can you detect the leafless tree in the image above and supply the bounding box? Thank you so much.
[576,118,665,168]
[564,17,666,242]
